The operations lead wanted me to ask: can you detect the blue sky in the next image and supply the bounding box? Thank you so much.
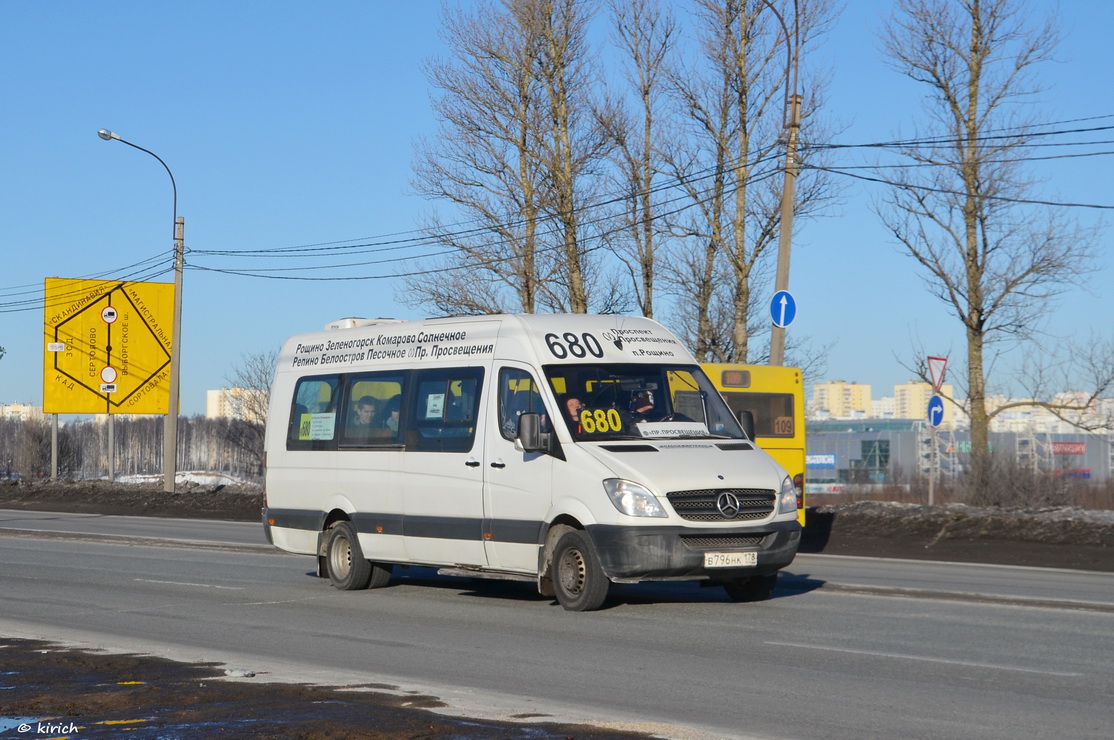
[1,0,1110,416]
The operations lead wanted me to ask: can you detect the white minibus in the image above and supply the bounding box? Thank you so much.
[262,314,801,611]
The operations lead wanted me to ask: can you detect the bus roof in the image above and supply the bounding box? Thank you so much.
[276,314,698,375]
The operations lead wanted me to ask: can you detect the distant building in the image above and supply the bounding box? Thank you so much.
[986,393,1114,434]
[0,403,44,422]
[810,381,872,418]
[807,423,1112,486]
[207,388,266,423]
[872,396,895,418]
[803,379,1113,485]
[92,412,160,423]
[894,380,956,429]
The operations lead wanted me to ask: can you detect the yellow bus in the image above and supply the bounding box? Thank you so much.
[703,364,806,525]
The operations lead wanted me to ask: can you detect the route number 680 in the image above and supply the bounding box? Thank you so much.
[544,332,605,359]
[580,408,622,434]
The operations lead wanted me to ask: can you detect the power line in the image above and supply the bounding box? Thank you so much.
[0,252,170,298]
[0,252,176,314]
[188,118,1114,265]
[814,123,1114,152]
[189,166,789,282]
[812,149,1114,171]
[4,116,1112,302]
[811,164,1114,210]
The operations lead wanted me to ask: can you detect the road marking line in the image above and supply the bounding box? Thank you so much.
[134,579,242,590]
[766,641,1083,677]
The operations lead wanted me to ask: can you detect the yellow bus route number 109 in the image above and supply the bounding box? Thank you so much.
[580,408,622,434]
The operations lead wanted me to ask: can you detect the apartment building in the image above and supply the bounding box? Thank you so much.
[0,403,44,422]
[894,381,956,429]
[810,380,872,418]
[206,387,266,423]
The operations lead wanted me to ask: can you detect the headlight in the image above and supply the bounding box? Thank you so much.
[603,479,667,518]
[777,475,797,515]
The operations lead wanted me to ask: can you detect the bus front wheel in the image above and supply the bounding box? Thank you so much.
[552,530,609,612]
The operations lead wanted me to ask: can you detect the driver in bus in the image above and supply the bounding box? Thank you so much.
[628,389,664,422]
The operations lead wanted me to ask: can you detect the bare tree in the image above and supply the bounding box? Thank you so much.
[878,0,1098,493]
[659,0,836,361]
[0,418,86,479]
[600,0,677,319]
[531,0,614,313]
[405,0,610,316]
[406,0,549,315]
[220,349,277,473]
[1014,334,1114,432]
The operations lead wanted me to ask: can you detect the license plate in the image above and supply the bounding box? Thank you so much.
[704,551,758,568]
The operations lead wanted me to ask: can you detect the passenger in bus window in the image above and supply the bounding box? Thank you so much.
[348,396,378,436]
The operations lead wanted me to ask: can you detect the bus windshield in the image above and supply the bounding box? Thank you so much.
[543,363,745,442]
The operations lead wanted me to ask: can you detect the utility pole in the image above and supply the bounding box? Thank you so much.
[757,0,801,368]
[768,92,800,367]
[97,129,183,493]
[164,216,184,492]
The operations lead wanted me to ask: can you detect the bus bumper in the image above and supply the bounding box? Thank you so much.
[584,520,800,582]
[261,507,274,546]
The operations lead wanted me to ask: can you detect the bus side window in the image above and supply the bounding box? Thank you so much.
[340,372,406,447]
[407,368,485,452]
[499,368,546,440]
[287,375,340,450]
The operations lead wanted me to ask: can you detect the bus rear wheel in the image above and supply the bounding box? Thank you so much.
[552,530,609,612]
[721,573,777,602]
[326,521,373,590]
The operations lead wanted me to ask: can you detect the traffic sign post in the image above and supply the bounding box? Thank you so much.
[927,394,945,428]
[927,356,947,391]
[926,394,946,506]
[770,290,797,329]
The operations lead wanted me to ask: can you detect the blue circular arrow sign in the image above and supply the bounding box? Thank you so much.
[927,394,945,428]
[770,290,797,328]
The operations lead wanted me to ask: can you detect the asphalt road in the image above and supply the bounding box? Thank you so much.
[2,510,1112,739]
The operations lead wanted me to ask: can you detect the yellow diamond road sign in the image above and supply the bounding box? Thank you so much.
[43,277,175,414]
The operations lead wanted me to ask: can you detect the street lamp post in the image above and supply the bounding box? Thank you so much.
[759,1,800,367]
[97,129,184,493]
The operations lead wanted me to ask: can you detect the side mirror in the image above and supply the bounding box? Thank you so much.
[516,412,547,453]
[736,409,756,441]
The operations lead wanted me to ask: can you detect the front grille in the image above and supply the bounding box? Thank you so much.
[666,488,775,522]
[681,534,766,549]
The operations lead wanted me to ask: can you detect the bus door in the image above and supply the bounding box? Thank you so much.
[400,367,488,567]
[482,364,554,571]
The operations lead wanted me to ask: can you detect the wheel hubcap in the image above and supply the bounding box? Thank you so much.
[332,536,351,578]
[558,548,586,595]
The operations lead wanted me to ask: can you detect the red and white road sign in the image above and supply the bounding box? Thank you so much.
[927,356,947,391]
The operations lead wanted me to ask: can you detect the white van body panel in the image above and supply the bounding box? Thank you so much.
[335,449,407,562]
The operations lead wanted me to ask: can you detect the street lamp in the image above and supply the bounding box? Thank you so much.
[97,129,185,493]
[758,1,801,367]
